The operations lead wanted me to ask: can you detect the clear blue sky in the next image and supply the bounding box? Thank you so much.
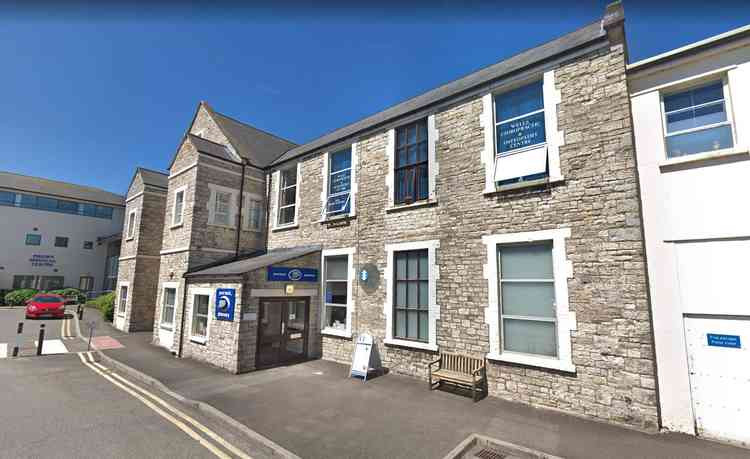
[1,1,747,195]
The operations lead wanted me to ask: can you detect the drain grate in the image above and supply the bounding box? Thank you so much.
[474,448,506,459]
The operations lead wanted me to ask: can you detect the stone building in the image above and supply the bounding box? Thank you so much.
[114,168,168,332]
[120,2,660,430]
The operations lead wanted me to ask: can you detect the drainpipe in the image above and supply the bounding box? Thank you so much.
[263,170,271,252]
[177,276,190,358]
[235,160,247,258]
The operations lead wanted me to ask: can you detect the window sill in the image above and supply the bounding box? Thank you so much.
[384,338,438,352]
[385,199,437,213]
[486,352,576,373]
[170,223,184,230]
[207,222,236,230]
[321,328,351,339]
[484,176,563,195]
[318,214,355,224]
[659,146,749,170]
[272,223,298,232]
[189,337,207,345]
[160,324,174,331]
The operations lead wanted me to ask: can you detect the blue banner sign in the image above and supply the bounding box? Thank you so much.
[215,288,235,321]
[707,333,741,349]
[267,266,318,282]
[497,111,546,153]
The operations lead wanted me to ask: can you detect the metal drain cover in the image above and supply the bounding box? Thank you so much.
[442,434,563,459]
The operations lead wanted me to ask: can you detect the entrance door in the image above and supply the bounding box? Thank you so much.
[685,316,750,444]
[257,298,309,368]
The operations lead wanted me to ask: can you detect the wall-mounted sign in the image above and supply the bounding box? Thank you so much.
[707,333,741,349]
[267,266,318,282]
[358,263,380,293]
[498,112,546,153]
[29,254,55,267]
[285,284,295,295]
[215,288,235,321]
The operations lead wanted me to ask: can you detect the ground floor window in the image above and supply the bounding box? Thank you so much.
[118,285,128,314]
[161,287,176,329]
[393,249,429,342]
[12,275,36,289]
[39,276,64,291]
[191,294,210,342]
[79,276,94,291]
[321,248,355,336]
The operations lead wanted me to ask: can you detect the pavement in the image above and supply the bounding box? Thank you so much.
[75,307,750,459]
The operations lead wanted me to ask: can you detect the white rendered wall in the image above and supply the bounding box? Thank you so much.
[630,41,750,435]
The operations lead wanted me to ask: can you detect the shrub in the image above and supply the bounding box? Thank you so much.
[0,289,10,306]
[4,289,39,306]
[88,292,115,322]
[48,288,86,304]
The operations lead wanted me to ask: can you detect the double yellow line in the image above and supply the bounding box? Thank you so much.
[61,315,73,339]
[77,351,252,459]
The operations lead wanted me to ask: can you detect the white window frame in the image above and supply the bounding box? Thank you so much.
[385,116,439,208]
[659,74,737,160]
[188,287,213,344]
[273,163,300,229]
[320,144,358,220]
[480,70,564,194]
[160,282,179,330]
[482,228,576,372]
[171,185,187,228]
[117,282,129,316]
[242,192,264,232]
[207,183,238,228]
[126,209,137,240]
[321,247,356,338]
[383,240,440,351]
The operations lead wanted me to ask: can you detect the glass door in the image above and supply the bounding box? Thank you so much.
[284,300,308,361]
[257,300,284,367]
[257,298,310,368]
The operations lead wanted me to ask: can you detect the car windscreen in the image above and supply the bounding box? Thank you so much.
[33,296,63,303]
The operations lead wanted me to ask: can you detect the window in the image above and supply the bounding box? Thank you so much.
[663,80,734,158]
[323,254,350,333]
[395,120,429,204]
[57,199,78,214]
[214,191,232,226]
[161,287,176,328]
[493,80,548,186]
[277,167,297,226]
[326,148,352,216]
[81,203,97,217]
[20,194,37,208]
[118,285,128,314]
[0,190,15,206]
[244,197,263,231]
[13,275,36,289]
[172,188,185,226]
[191,294,210,342]
[25,234,41,246]
[54,237,69,248]
[79,276,94,291]
[483,229,575,372]
[83,241,93,250]
[126,210,137,239]
[39,276,64,290]
[95,206,113,219]
[393,250,429,342]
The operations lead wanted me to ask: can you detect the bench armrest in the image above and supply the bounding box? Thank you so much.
[429,356,442,368]
[472,365,485,376]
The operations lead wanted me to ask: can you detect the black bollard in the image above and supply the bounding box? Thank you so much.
[12,322,23,357]
[78,306,84,320]
[36,324,45,356]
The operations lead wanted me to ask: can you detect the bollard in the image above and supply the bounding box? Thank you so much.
[36,324,45,356]
[12,322,23,357]
[78,305,84,320]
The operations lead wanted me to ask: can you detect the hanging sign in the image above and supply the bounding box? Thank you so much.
[498,112,546,153]
[267,266,318,282]
[215,288,235,321]
[707,333,741,349]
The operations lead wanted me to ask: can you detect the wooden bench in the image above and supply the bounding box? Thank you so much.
[428,352,486,402]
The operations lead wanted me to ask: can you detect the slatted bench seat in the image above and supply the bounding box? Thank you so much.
[428,352,486,402]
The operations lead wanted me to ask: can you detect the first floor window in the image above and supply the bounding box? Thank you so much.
[25,234,41,246]
[245,198,263,231]
[83,241,93,249]
[0,191,16,206]
[395,120,429,204]
[663,80,733,158]
[191,294,209,340]
[323,255,349,331]
[39,276,64,290]
[498,242,557,357]
[326,148,351,216]
[161,288,176,327]
[393,249,429,342]
[118,285,128,313]
[277,166,297,225]
[173,189,185,226]
[214,191,232,226]
[55,237,69,248]
[126,211,136,238]
[79,276,94,291]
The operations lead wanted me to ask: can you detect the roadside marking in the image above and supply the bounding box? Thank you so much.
[34,339,68,355]
[78,352,252,459]
[0,343,6,358]
[90,335,124,350]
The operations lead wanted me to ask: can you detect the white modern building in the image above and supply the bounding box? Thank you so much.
[0,171,125,293]
[629,25,750,445]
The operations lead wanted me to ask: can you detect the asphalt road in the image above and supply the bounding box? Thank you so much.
[0,308,277,459]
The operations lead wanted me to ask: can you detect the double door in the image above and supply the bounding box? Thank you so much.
[256,298,309,368]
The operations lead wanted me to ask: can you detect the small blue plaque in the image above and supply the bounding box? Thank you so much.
[707,333,741,349]
[215,288,235,321]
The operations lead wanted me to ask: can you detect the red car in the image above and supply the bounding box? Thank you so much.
[25,294,66,319]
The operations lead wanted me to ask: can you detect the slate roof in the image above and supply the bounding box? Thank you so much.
[0,170,125,207]
[185,245,321,278]
[137,167,168,189]
[187,134,237,162]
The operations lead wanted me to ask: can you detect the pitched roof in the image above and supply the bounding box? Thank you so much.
[0,170,125,207]
[185,245,321,278]
[137,167,168,189]
[187,133,237,162]
[203,103,298,168]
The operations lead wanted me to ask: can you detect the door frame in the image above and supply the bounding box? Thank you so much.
[255,297,311,369]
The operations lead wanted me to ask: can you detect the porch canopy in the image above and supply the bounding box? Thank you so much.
[184,245,321,278]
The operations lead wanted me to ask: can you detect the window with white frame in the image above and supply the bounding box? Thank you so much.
[662,79,734,158]
[323,254,350,333]
[190,293,210,342]
[395,120,429,204]
[213,190,232,226]
[118,285,128,314]
[126,210,136,239]
[326,147,352,217]
[161,287,176,329]
[243,196,263,231]
[483,229,575,372]
[277,167,297,226]
[172,187,185,226]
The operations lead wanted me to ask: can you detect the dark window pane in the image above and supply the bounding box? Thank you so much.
[497,111,546,153]
[407,282,418,308]
[330,148,351,173]
[58,200,78,214]
[407,145,417,165]
[417,121,427,141]
[407,253,418,280]
[0,191,15,205]
[417,141,428,163]
[693,102,727,127]
[25,234,41,245]
[280,188,296,206]
[278,206,295,225]
[37,197,57,211]
[692,82,724,105]
[96,206,113,219]
[396,147,407,167]
[495,80,544,122]
[281,167,297,187]
[419,312,429,341]
[664,91,693,112]
[396,310,406,338]
[54,237,68,248]
[20,194,37,208]
[666,108,696,133]
[416,165,429,201]
[407,126,416,144]
[81,203,97,216]
[407,311,418,339]
[396,281,406,306]
[395,253,407,280]
[419,281,429,309]
[397,127,407,147]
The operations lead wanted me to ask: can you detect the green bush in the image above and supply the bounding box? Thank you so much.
[0,289,10,306]
[88,292,115,322]
[48,288,86,305]
[4,289,39,306]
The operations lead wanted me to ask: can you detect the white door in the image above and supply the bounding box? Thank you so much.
[158,285,178,350]
[684,316,750,445]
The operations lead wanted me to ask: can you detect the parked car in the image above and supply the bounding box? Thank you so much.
[25,294,66,319]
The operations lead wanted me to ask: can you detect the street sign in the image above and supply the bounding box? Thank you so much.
[707,333,741,349]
